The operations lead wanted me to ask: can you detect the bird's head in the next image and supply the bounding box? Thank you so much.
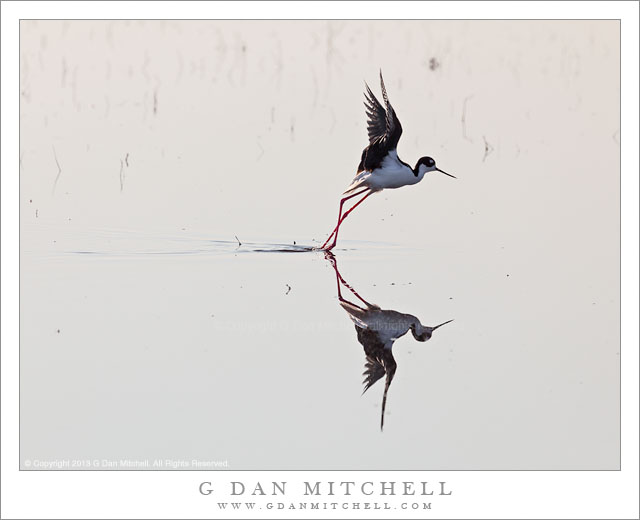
[411,324,433,342]
[415,156,456,179]
[411,319,454,341]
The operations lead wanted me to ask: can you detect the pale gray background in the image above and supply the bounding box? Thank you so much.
[20,20,620,469]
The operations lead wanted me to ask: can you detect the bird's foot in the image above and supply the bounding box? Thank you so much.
[319,238,333,250]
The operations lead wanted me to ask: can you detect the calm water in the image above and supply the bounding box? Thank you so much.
[20,20,620,469]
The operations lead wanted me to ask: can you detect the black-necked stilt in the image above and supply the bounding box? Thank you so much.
[325,252,453,430]
[321,71,456,251]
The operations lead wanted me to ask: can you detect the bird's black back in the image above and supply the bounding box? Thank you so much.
[357,142,389,173]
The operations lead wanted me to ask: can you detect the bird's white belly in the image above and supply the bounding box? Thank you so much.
[344,151,419,193]
[370,158,417,189]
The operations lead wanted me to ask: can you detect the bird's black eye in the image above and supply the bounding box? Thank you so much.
[419,156,435,169]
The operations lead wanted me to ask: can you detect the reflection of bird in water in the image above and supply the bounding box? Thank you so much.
[325,252,453,430]
[321,71,456,250]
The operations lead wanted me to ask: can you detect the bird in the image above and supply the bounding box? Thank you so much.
[320,71,456,251]
[325,252,453,430]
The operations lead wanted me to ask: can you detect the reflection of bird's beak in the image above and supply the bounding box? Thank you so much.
[436,168,456,179]
[432,319,454,331]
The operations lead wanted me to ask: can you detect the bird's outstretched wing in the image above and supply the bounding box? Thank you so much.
[363,71,403,150]
[364,84,387,145]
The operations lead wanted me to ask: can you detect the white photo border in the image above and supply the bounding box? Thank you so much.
[2,2,638,519]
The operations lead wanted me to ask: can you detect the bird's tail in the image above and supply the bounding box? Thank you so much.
[343,177,368,195]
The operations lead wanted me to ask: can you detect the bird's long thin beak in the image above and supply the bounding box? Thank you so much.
[431,319,454,331]
[436,168,456,179]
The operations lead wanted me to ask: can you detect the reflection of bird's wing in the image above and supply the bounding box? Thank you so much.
[379,355,397,431]
[356,325,397,430]
[357,326,387,392]
[363,72,403,149]
[362,353,387,394]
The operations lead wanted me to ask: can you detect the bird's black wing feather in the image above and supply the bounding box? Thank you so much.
[359,72,404,173]
[364,83,388,145]
[363,73,402,147]
[378,71,403,150]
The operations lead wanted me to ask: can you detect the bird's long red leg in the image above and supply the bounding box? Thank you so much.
[320,188,368,249]
[324,189,374,251]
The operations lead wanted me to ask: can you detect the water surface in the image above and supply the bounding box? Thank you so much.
[20,20,620,470]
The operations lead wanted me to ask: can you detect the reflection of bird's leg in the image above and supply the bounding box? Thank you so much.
[324,251,345,301]
[339,275,374,308]
[321,188,370,250]
[325,251,374,308]
[333,262,344,301]
[323,251,344,300]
